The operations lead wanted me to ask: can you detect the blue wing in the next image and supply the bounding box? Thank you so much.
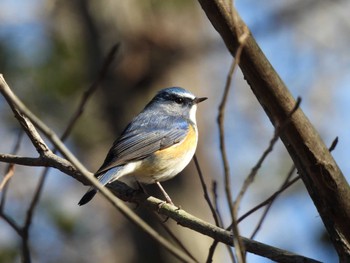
[96,112,189,175]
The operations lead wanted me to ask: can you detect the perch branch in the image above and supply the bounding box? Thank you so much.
[108,181,321,263]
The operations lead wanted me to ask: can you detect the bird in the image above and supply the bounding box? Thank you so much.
[78,87,207,206]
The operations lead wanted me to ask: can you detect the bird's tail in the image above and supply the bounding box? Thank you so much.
[78,189,97,206]
[78,166,122,206]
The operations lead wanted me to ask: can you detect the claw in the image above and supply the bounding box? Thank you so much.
[157,200,166,212]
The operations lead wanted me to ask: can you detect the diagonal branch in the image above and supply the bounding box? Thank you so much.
[194,155,220,227]
[246,136,338,239]
[60,43,120,142]
[197,0,350,259]
[1,131,23,208]
[2,45,121,263]
[0,75,91,176]
[108,181,321,263]
[216,5,250,261]
[233,97,301,213]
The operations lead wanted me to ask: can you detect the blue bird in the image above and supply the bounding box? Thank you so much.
[78,87,207,206]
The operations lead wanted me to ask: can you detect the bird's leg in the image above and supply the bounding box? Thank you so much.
[156,181,174,206]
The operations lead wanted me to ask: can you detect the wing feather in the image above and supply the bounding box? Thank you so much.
[96,114,189,175]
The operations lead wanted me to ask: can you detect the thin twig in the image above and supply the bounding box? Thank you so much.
[207,240,219,263]
[206,183,220,263]
[233,96,300,261]
[247,136,338,239]
[212,181,225,228]
[229,97,301,256]
[206,182,235,263]
[0,153,87,183]
[0,131,24,209]
[60,43,120,142]
[195,154,235,263]
[2,44,120,263]
[216,6,249,260]
[217,55,235,223]
[0,75,91,176]
[237,173,299,224]
[0,212,22,235]
[0,164,15,191]
[194,155,220,226]
[0,133,23,193]
[249,170,297,240]
[233,97,301,212]
[153,212,199,263]
[233,97,301,211]
[22,43,121,235]
[0,131,30,261]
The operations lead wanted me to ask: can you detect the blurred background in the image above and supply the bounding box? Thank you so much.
[0,0,349,262]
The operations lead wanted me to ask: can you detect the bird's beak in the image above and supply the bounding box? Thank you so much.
[194,97,208,104]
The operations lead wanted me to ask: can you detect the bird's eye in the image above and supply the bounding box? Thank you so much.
[175,97,184,104]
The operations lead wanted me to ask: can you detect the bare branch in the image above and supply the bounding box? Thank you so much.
[233,97,301,215]
[0,74,91,176]
[0,164,15,191]
[1,131,23,211]
[60,43,120,142]
[1,45,122,263]
[152,212,199,263]
[1,130,23,206]
[246,136,338,239]
[0,130,32,262]
[206,181,235,263]
[0,152,88,183]
[237,174,299,224]
[248,176,298,240]
[216,5,250,260]
[194,155,235,263]
[108,181,321,263]
[0,212,22,235]
[194,155,220,227]
[197,0,350,259]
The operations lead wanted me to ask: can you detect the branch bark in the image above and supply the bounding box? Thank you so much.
[197,0,350,260]
[108,181,321,263]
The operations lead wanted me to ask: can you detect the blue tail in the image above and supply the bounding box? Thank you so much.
[78,189,97,206]
[78,167,122,206]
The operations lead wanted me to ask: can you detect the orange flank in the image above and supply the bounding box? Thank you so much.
[154,124,197,159]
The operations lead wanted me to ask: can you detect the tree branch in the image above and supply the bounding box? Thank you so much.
[108,181,321,263]
[216,5,250,261]
[0,153,88,183]
[197,0,350,259]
